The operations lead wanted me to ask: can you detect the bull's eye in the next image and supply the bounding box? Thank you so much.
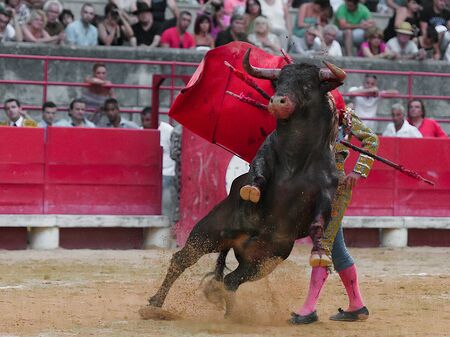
[280,98,286,104]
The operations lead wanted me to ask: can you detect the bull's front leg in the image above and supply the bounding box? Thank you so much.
[309,215,332,268]
[240,133,276,204]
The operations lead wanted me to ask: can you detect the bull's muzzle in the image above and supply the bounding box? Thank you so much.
[268,95,295,119]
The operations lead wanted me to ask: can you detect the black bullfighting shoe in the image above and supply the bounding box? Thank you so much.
[329,306,369,322]
[239,185,261,203]
[288,311,319,325]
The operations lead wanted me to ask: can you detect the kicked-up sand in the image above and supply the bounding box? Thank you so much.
[0,245,448,337]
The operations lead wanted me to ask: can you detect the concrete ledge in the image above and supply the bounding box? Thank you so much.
[0,214,169,228]
[343,216,450,229]
[0,214,171,250]
[343,216,450,248]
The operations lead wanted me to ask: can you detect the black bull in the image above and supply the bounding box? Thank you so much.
[144,52,346,316]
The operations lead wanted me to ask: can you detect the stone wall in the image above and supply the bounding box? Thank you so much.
[0,43,449,133]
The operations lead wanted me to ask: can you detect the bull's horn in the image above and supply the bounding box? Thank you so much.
[319,61,346,82]
[242,48,281,80]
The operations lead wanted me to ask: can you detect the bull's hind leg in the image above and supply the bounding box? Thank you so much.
[222,256,284,316]
[203,249,230,308]
[148,236,213,308]
[144,201,232,313]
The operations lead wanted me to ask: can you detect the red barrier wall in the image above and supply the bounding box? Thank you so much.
[177,130,450,246]
[0,128,162,249]
[45,128,162,215]
[0,128,45,214]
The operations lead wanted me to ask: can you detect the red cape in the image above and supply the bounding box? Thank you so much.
[169,42,346,163]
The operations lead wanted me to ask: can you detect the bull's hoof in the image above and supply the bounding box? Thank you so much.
[139,305,180,321]
[148,295,163,307]
[203,278,226,309]
[309,253,332,268]
[240,185,260,203]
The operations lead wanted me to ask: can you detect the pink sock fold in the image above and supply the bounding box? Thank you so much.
[297,266,328,316]
[338,264,364,311]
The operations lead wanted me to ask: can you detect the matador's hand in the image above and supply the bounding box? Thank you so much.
[344,172,362,189]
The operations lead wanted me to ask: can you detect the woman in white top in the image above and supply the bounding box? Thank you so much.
[259,0,291,50]
[317,24,342,57]
[248,15,281,54]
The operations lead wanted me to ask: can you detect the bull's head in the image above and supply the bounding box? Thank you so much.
[242,49,346,120]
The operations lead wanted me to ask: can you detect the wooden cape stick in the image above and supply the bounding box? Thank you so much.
[340,140,435,186]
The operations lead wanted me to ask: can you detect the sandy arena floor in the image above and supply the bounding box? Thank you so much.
[0,245,448,337]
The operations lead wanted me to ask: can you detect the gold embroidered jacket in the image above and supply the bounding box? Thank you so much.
[335,110,379,178]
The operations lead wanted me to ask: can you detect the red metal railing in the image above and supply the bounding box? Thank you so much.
[344,69,450,124]
[0,54,198,115]
[0,54,449,124]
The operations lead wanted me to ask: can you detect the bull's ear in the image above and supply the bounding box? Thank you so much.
[320,80,343,93]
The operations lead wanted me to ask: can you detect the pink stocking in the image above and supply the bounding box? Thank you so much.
[297,266,328,316]
[338,264,364,311]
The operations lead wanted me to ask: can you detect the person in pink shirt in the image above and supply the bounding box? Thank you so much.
[358,26,392,58]
[224,0,246,16]
[407,99,447,138]
[160,11,195,48]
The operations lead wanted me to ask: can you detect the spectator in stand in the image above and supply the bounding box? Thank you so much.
[407,99,447,138]
[37,101,58,127]
[1,98,37,127]
[243,0,262,34]
[382,103,422,137]
[26,0,45,10]
[417,25,441,60]
[98,3,136,46]
[259,0,291,51]
[54,99,96,128]
[59,9,74,28]
[335,0,375,56]
[160,11,195,48]
[98,98,139,128]
[215,13,248,46]
[383,0,422,42]
[293,0,332,39]
[386,0,407,11]
[358,26,392,58]
[132,1,162,47]
[109,0,138,25]
[348,74,399,132]
[0,5,23,42]
[316,23,342,56]
[43,0,63,37]
[419,0,450,54]
[111,0,137,14]
[22,9,64,43]
[386,21,424,60]
[248,15,280,54]
[148,0,179,31]
[5,0,29,25]
[291,26,322,56]
[82,63,116,123]
[194,13,215,50]
[169,123,182,223]
[65,3,98,46]
[141,107,177,224]
[203,0,229,39]
[224,0,246,16]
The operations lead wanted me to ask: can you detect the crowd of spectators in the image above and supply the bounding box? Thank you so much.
[1,0,450,60]
[0,0,449,138]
